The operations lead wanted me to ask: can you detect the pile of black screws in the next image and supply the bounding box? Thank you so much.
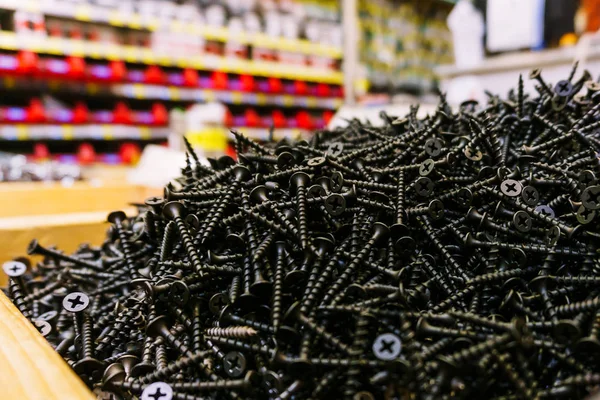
[5,65,600,400]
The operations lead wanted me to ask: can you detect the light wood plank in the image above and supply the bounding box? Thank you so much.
[0,291,95,400]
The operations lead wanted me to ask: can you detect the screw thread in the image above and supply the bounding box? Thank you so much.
[160,221,176,261]
[80,313,95,358]
[228,276,241,304]
[8,280,32,319]
[205,326,258,338]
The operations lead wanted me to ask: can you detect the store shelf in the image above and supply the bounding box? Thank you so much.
[0,77,343,109]
[0,124,169,141]
[0,32,343,84]
[0,0,343,59]
[230,127,311,141]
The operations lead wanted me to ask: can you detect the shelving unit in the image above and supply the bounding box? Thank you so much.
[0,76,343,109]
[0,0,345,162]
[0,0,343,59]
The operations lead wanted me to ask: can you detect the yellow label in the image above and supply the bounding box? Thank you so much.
[74,5,92,21]
[108,11,123,26]
[124,47,137,63]
[102,125,113,140]
[139,126,151,140]
[71,42,85,57]
[168,87,180,101]
[282,95,294,107]
[231,92,243,104]
[4,77,15,89]
[62,125,74,140]
[142,52,155,65]
[255,93,267,105]
[204,91,215,102]
[133,84,145,99]
[16,125,28,140]
[130,15,142,29]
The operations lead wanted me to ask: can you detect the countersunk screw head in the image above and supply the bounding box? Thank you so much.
[521,185,539,206]
[545,226,561,246]
[463,147,482,161]
[415,177,434,197]
[500,179,522,197]
[32,319,52,336]
[325,194,346,216]
[419,159,435,176]
[327,142,344,157]
[306,157,326,167]
[62,292,90,313]
[223,351,247,378]
[162,201,186,219]
[330,171,344,192]
[3,261,27,277]
[209,293,230,314]
[576,205,595,225]
[425,138,443,156]
[577,170,597,187]
[141,382,173,400]
[581,185,600,210]
[277,152,296,169]
[535,205,555,218]
[428,199,445,220]
[554,80,573,97]
[372,333,401,360]
[513,210,532,232]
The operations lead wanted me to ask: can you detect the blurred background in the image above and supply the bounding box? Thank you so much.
[0,0,596,256]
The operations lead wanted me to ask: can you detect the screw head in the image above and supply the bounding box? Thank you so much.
[419,159,435,176]
[141,382,173,400]
[500,179,522,197]
[209,293,230,314]
[327,142,344,157]
[185,214,200,232]
[290,171,311,189]
[576,205,595,225]
[463,147,482,161]
[425,138,443,157]
[582,185,600,210]
[372,333,401,360]
[535,204,555,218]
[32,319,52,337]
[513,211,532,232]
[428,199,445,220]
[521,185,539,206]
[62,292,90,313]
[162,201,186,219]
[554,80,573,97]
[325,194,346,216]
[415,177,434,197]
[3,261,27,277]
[223,351,247,378]
[545,226,561,246]
[306,156,326,167]
[308,184,326,199]
[330,171,344,192]
[106,211,127,224]
[168,281,190,306]
[277,152,296,169]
